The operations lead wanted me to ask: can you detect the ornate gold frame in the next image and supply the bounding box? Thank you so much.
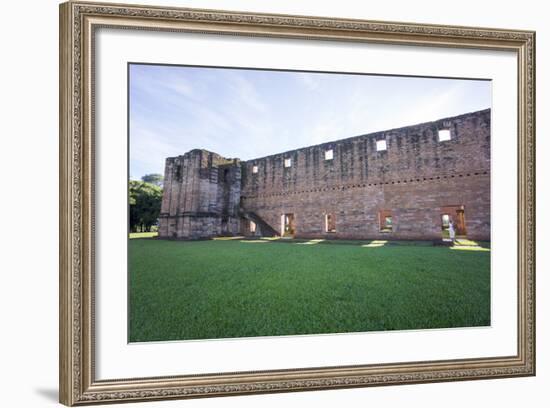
[59,1,536,405]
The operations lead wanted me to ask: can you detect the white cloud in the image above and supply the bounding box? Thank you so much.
[226,72,269,114]
[296,73,320,91]
[130,65,491,179]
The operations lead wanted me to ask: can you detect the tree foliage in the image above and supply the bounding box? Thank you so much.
[129,180,162,232]
[141,173,164,187]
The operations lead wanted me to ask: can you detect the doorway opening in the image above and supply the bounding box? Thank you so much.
[441,205,467,238]
[281,213,295,237]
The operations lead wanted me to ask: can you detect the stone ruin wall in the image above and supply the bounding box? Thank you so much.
[159,108,491,240]
[240,109,491,240]
[158,149,241,239]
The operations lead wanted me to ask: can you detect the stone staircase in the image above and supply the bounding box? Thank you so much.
[238,209,279,237]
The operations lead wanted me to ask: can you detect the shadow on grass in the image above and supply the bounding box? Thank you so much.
[255,237,490,249]
[129,232,158,240]
[133,234,491,249]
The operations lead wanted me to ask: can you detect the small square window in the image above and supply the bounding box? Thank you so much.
[376,140,387,151]
[324,149,333,160]
[438,129,451,142]
[284,158,292,168]
[252,165,258,174]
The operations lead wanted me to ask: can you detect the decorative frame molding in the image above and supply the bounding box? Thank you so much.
[59,1,535,405]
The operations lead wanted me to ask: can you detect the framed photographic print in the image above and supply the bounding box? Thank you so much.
[59,1,536,405]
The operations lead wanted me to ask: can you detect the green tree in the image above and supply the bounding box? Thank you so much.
[129,180,162,232]
[141,173,164,187]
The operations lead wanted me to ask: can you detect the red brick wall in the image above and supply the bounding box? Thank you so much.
[159,149,242,239]
[240,109,491,240]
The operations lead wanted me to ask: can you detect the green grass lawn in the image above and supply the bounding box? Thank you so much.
[129,238,490,342]
[129,231,158,239]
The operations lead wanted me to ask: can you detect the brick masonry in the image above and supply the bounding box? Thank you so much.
[159,150,242,239]
[159,109,491,241]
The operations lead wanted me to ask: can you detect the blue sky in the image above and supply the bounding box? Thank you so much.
[129,64,491,180]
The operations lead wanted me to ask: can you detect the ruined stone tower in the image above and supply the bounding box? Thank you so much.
[159,109,491,241]
[158,149,242,239]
